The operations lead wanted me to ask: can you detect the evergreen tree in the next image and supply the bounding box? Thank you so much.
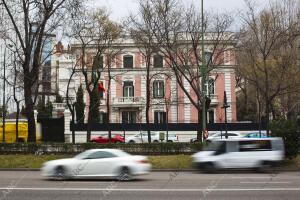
[90,88,100,122]
[37,98,52,118]
[75,85,85,123]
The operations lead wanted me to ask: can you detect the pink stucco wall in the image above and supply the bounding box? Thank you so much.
[215,73,225,123]
[231,73,236,122]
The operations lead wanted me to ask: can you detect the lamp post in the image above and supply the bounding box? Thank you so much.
[201,0,207,141]
[221,91,230,139]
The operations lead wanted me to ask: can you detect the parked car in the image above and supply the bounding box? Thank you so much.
[166,133,179,142]
[206,132,243,142]
[90,134,124,143]
[125,132,178,143]
[244,132,268,138]
[192,138,284,172]
[41,149,151,180]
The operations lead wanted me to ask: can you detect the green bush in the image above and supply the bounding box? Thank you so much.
[0,142,203,155]
[270,118,300,159]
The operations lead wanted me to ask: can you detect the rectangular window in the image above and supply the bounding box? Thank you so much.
[100,112,107,123]
[123,81,134,97]
[122,111,136,123]
[208,110,214,123]
[93,55,103,69]
[153,55,163,68]
[154,112,166,124]
[153,81,164,98]
[204,79,214,95]
[123,55,133,68]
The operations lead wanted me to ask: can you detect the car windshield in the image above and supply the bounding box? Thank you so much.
[203,141,225,151]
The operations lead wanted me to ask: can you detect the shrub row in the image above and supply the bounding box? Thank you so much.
[270,118,300,159]
[0,142,203,155]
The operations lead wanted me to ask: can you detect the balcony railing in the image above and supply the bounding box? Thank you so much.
[112,97,145,107]
[209,94,219,105]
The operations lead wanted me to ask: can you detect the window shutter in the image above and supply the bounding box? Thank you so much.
[161,82,164,97]
[153,82,157,98]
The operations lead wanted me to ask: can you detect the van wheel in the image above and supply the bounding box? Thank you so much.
[129,140,135,144]
[258,161,273,173]
[153,140,159,143]
[167,140,173,143]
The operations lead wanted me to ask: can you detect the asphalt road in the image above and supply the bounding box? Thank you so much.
[0,170,300,200]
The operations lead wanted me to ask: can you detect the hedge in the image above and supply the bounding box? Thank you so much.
[0,142,203,155]
[270,118,300,159]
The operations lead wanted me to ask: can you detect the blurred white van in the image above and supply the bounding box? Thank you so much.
[192,138,284,172]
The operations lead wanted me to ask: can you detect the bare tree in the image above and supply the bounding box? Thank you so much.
[237,0,300,136]
[134,0,235,141]
[71,8,123,142]
[0,0,82,142]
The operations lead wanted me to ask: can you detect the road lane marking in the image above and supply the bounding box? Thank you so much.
[231,177,273,179]
[240,182,291,184]
[1,188,300,192]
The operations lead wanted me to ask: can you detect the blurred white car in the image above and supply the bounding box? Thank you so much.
[192,138,284,172]
[125,132,178,143]
[41,149,151,180]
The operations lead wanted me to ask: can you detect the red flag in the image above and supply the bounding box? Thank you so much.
[98,81,105,92]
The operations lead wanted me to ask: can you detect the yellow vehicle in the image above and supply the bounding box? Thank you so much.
[0,123,42,143]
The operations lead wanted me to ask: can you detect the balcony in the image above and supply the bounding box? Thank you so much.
[209,94,219,105]
[112,97,145,108]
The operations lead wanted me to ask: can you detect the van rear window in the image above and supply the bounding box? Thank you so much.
[239,140,271,151]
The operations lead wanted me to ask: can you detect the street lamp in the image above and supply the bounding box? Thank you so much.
[221,91,230,139]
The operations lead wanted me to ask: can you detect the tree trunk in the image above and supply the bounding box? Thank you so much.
[87,103,92,142]
[107,66,112,143]
[197,106,202,142]
[146,57,151,143]
[16,102,20,142]
[24,72,36,142]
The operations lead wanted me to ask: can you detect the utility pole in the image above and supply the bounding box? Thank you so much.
[201,0,207,142]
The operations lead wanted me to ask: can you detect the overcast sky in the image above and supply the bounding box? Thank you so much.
[90,0,270,23]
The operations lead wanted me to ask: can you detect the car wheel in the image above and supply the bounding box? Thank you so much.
[203,163,216,173]
[129,140,135,144]
[115,140,121,143]
[54,166,67,181]
[92,141,97,143]
[153,140,159,143]
[118,167,132,181]
[167,140,173,143]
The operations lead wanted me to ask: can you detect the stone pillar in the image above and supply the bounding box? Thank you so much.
[64,109,72,143]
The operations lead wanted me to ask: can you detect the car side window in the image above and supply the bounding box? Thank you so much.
[214,142,226,155]
[112,134,117,137]
[102,135,108,138]
[86,151,117,159]
[239,140,272,151]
